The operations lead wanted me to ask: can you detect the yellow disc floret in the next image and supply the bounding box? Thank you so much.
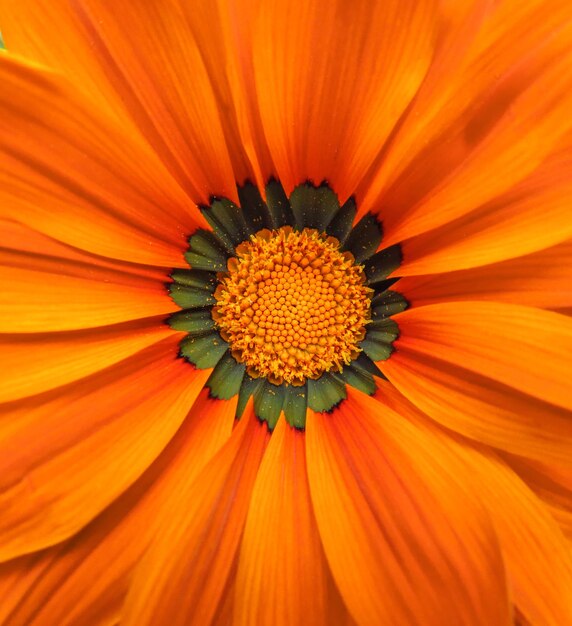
[212,226,372,386]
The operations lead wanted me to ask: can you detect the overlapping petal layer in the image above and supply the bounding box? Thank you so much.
[0,338,209,561]
[307,389,512,625]
[0,389,238,625]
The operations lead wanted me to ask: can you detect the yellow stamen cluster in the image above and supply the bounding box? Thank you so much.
[212,226,372,386]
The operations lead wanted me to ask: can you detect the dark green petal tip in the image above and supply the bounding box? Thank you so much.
[207,351,246,400]
[343,213,382,263]
[167,308,216,334]
[307,373,347,412]
[289,183,340,232]
[283,384,308,429]
[360,318,399,362]
[338,362,377,395]
[364,244,402,285]
[265,179,295,228]
[179,332,229,369]
[326,196,356,244]
[371,289,408,318]
[236,375,264,419]
[185,229,229,272]
[238,182,273,232]
[168,283,216,310]
[254,380,285,430]
[200,198,251,252]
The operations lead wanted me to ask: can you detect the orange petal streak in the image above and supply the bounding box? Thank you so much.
[375,21,572,246]
[396,240,572,312]
[0,389,238,625]
[382,348,572,466]
[0,338,210,562]
[0,54,202,266]
[391,302,572,411]
[372,385,572,626]
[0,318,179,403]
[306,390,512,626]
[249,0,436,200]
[395,149,572,275]
[233,416,350,626]
[122,409,269,626]
[0,222,177,332]
[0,0,238,202]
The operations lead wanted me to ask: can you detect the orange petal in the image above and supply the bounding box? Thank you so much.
[122,409,269,626]
[234,416,350,626]
[382,348,572,465]
[360,0,572,206]
[373,385,572,625]
[396,240,572,312]
[370,20,572,246]
[501,454,572,540]
[0,54,202,266]
[395,150,572,275]
[306,389,512,626]
[0,318,178,402]
[391,302,572,411]
[248,0,436,200]
[0,0,238,202]
[0,222,177,332]
[456,448,572,624]
[0,389,237,625]
[0,337,210,562]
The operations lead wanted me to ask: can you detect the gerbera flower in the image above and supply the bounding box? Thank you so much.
[1,0,571,624]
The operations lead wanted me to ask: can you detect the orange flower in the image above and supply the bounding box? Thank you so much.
[1,1,572,624]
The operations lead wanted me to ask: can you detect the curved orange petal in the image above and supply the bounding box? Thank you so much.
[500,454,572,540]
[391,302,572,411]
[122,409,269,626]
[373,386,572,625]
[0,338,210,562]
[396,240,572,312]
[306,390,512,626]
[247,0,436,200]
[394,149,572,275]
[456,448,572,624]
[234,416,350,626]
[0,319,177,403]
[0,54,203,266]
[361,3,572,239]
[0,0,238,202]
[0,222,177,332]
[382,348,572,465]
[0,389,237,625]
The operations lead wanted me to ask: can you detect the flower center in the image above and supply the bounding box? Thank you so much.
[212,226,372,386]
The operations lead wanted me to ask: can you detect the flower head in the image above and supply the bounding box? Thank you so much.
[0,1,571,625]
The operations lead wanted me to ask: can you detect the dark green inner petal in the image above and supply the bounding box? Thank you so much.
[289,182,340,231]
[307,372,347,412]
[253,381,286,430]
[185,229,229,272]
[265,178,295,228]
[179,332,229,369]
[342,212,382,263]
[327,196,357,245]
[168,308,216,334]
[236,374,265,419]
[282,384,308,429]
[207,351,246,400]
[238,182,273,231]
[364,244,402,285]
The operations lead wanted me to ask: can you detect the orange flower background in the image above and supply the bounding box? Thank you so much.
[1,0,572,624]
